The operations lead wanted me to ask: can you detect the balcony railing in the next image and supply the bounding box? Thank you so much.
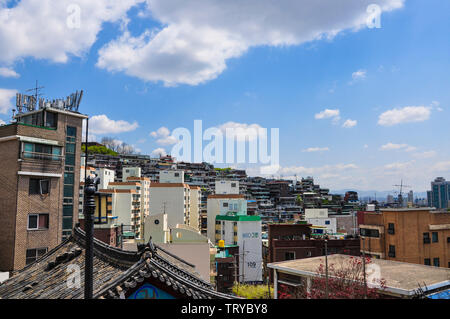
[22,151,63,162]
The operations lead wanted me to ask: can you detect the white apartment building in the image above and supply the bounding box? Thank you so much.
[216,214,262,283]
[215,180,239,195]
[160,170,184,183]
[108,181,143,240]
[122,167,141,182]
[207,194,247,243]
[304,208,337,234]
[95,168,115,190]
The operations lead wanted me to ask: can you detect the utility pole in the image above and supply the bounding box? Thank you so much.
[325,239,329,299]
[362,237,367,298]
[83,174,99,299]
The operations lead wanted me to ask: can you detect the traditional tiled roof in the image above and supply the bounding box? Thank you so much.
[0,226,238,299]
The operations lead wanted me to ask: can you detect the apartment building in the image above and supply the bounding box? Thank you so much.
[0,100,86,271]
[215,213,262,283]
[108,181,143,240]
[149,171,201,231]
[207,194,247,243]
[359,208,450,268]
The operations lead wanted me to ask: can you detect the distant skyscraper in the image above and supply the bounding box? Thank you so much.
[387,195,394,204]
[430,177,450,209]
[407,190,414,204]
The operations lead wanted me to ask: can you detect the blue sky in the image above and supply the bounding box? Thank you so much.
[0,0,449,192]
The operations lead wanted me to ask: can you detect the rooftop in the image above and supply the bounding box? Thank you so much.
[268,254,450,297]
[0,226,238,299]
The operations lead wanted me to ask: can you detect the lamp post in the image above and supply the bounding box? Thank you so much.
[325,238,329,299]
[83,175,99,299]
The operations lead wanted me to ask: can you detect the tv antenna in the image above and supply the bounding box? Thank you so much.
[393,179,411,206]
[26,80,45,102]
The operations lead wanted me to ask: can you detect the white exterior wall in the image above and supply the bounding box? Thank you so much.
[207,198,221,242]
[215,180,239,194]
[237,220,262,283]
[144,213,169,244]
[122,167,141,181]
[149,186,188,228]
[96,168,115,190]
[159,170,184,183]
[305,208,329,219]
[189,188,201,231]
[306,217,337,234]
[112,192,133,227]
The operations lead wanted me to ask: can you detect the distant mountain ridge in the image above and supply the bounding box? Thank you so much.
[330,189,428,200]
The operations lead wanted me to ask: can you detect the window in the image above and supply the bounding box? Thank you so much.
[26,248,48,265]
[432,232,439,243]
[174,173,179,177]
[360,228,379,238]
[388,223,395,235]
[223,202,228,207]
[29,178,50,195]
[66,126,76,137]
[424,258,431,266]
[423,232,431,244]
[231,183,236,187]
[447,237,450,243]
[27,214,49,230]
[388,245,396,258]
[23,143,62,161]
[433,258,440,267]
[45,112,57,128]
[285,252,295,261]
[325,220,330,225]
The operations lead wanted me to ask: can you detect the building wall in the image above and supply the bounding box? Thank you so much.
[0,110,84,271]
[360,209,450,267]
[149,185,187,229]
[159,170,184,183]
[304,208,328,219]
[215,180,239,195]
[0,139,20,271]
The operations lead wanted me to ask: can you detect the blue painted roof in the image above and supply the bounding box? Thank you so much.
[428,288,450,299]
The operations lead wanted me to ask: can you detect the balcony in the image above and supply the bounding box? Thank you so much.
[22,151,63,162]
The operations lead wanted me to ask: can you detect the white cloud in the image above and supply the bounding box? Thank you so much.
[0,88,17,114]
[351,69,366,81]
[384,161,415,170]
[302,147,330,152]
[0,119,6,125]
[363,144,369,149]
[150,126,179,145]
[378,106,432,126]
[413,151,436,159]
[315,109,340,120]
[432,161,450,172]
[0,0,142,64]
[278,163,358,176]
[380,143,417,152]
[342,119,357,128]
[97,0,404,85]
[0,67,20,78]
[88,114,139,134]
[217,122,264,142]
[151,147,167,157]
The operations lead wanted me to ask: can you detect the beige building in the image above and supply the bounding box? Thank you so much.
[108,182,143,240]
[360,208,450,268]
[144,213,211,282]
[149,171,201,231]
[0,105,86,271]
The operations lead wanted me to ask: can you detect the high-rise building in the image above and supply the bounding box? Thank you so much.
[430,177,450,209]
[0,92,87,271]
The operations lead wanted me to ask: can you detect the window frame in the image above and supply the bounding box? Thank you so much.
[27,213,49,230]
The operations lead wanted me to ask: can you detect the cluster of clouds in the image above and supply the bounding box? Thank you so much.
[314,108,357,128]
[0,0,405,86]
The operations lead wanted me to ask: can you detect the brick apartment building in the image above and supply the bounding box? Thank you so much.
[267,223,360,281]
[359,208,450,268]
[0,100,86,271]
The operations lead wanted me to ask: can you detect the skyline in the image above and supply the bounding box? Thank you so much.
[0,0,449,191]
